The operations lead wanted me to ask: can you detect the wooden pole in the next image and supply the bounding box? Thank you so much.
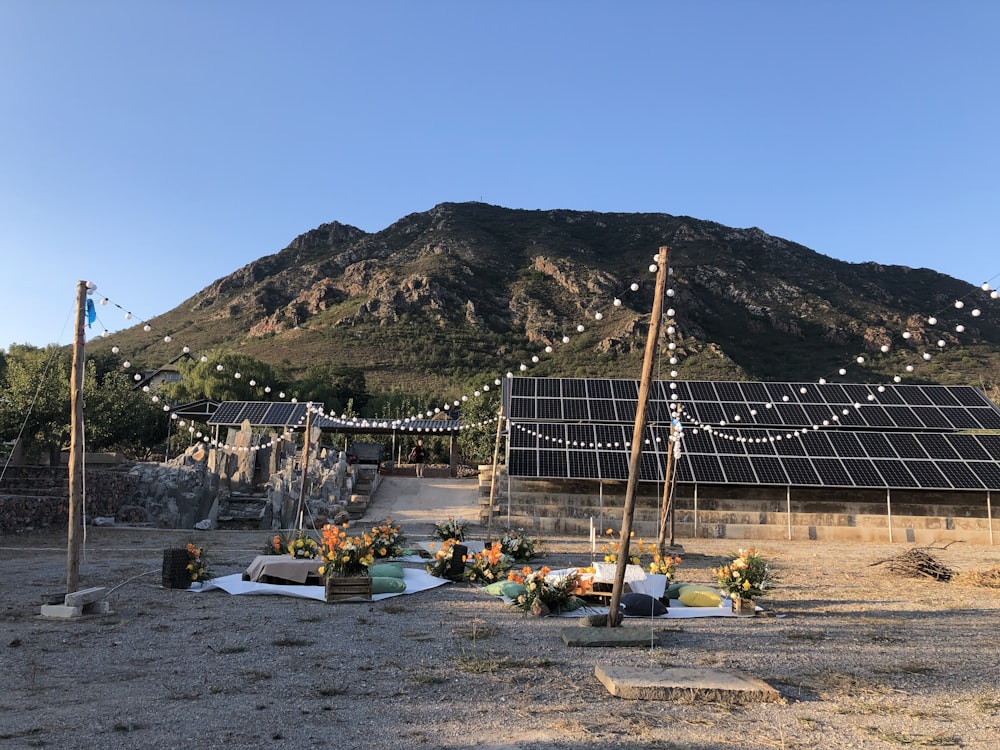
[656,407,679,553]
[486,403,505,543]
[608,247,669,626]
[296,403,313,531]
[66,280,88,593]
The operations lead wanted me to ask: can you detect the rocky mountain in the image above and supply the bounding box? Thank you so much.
[95,202,1000,399]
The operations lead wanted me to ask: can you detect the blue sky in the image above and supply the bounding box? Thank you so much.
[2,1,998,350]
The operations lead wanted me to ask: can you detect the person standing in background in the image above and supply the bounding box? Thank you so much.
[409,439,427,478]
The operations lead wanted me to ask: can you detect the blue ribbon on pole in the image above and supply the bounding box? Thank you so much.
[86,299,96,328]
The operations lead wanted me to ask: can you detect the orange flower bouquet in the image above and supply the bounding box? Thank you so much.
[318,524,375,578]
[507,565,591,615]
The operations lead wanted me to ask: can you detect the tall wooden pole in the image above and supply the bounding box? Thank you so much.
[66,280,88,593]
[608,247,669,626]
[485,402,505,542]
[656,413,677,553]
[296,403,313,531]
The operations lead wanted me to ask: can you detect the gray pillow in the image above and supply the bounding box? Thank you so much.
[620,592,667,617]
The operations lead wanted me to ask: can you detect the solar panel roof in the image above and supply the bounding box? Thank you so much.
[503,377,1000,492]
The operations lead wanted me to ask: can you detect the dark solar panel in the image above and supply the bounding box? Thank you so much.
[975,434,1000,459]
[744,436,778,455]
[675,456,695,483]
[826,432,868,457]
[714,381,744,402]
[688,381,719,400]
[568,451,598,478]
[936,462,985,490]
[951,386,991,407]
[587,379,613,399]
[968,462,1000,489]
[897,386,933,406]
[842,458,886,487]
[508,450,536,476]
[911,407,953,430]
[774,403,809,425]
[945,434,992,461]
[884,406,923,429]
[683,429,717,453]
[563,379,588,398]
[687,454,726,483]
[781,457,822,485]
[640,453,665,482]
[536,399,563,420]
[589,401,617,421]
[971,409,1000,430]
[939,407,981,430]
[799,431,836,457]
[739,382,771,403]
[856,432,899,458]
[812,458,854,486]
[905,460,952,489]
[511,378,534,397]
[690,402,726,425]
[872,459,918,488]
[750,456,789,484]
[919,434,961,460]
[264,402,299,425]
[719,455,757,484]
[921,386,961,406]
[508,397,536,419]
[538,450,567,477]
[886,433,929,459]
[597,450,629,480]
[612,380,639,401]
[537,379,561,398]
[563,399,590,420]
[208,402,246,425]
[510,425,536,448]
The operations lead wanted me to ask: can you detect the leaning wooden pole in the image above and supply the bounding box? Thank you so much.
[296,403,313,531]
[656,415,677,554]
[485,402,505,543]
[608,247,669,626]
[66,280,88,593]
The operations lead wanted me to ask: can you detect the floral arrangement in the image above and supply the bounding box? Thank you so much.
[498,528,539,561]
[425,538,464,578]
[600,528,643,565]
[464,544,512,584]
[713,548,777,601]
[369,518,406,559]
[432,516,468,542]
[649,550,683,579]
[262,530,320,559]
[186,543,210,583]
[318,523,375,578]
[506,566,592,616]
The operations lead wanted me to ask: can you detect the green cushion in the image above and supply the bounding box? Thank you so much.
[500,581,526,599]
[665,582,686,599]
[369,563,405,579]
[371,576,407,594]
[484,581,508,596]
[677,585,722,608]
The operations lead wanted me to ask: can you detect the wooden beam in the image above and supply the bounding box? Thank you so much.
[66,280,88,593]
[607,247,669,626]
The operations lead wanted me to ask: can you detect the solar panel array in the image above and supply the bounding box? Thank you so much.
[503,378,1000,492]
[207,401,313,427]
[207,402,463,434]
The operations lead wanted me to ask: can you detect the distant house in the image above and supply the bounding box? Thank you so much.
[133,352,194,391]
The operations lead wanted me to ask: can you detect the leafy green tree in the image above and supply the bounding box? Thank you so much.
[296,363,369,413]
[83,363,168,458]
[457,389,503,464]
[0,345,71,463]
[163,351,284,403]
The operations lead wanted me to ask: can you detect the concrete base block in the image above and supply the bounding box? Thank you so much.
[39,604,83,618]
[595,664,782,703]
[65,587,109,607]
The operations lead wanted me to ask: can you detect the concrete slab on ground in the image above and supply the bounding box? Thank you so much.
[358,475,479,528]
[561,627,658,647]
[595,664,782,702]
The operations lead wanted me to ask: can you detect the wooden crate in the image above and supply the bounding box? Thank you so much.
[324,576,372,602]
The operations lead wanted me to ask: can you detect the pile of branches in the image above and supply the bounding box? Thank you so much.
[870,548,954,582]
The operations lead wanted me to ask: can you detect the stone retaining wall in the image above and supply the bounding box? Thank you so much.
[0,467,138,534]
[493,473,998,545]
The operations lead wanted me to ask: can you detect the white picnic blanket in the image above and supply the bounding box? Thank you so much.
[191,567,449,601]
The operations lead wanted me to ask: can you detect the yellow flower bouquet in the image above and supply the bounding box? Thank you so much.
[713,548,777,601]
[318,523,374,578]
[369,518,406,559]
[185,543,210,583]
[465,544,511,584]
[506,566,591,615]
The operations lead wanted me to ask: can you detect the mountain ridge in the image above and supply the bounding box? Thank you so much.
[92,202,1000,400]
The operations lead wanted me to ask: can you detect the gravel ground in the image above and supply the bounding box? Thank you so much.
[3,518,1000,749]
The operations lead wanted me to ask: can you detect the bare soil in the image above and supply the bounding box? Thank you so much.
[2,525,1000,749]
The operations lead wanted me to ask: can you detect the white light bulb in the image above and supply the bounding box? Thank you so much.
[111,346,119,354]
[906,365,914,372]
[531,355,539,363]
[972,309,982,317]
[630,283,639,292]
[894,375,902,382]
[923,352,932,360]
[163,335,171,343]
[649,264,658,273]
[200,355,208,362]
[125,312,132,320]
[577,324,585,332]
[881,345,890,353]
[594,312,603,320]
[562,336,570,344]
[182,346,190,353]
[264,386,271,393]
[143,324,151,332]
[545,345,553,353]
[928,317,937,325]
[666,308,675,317]
[613,298,622,307]
[955,325,965,333]
[937,340,946,348]
[955,300,965,309]
[234,372,242,378]
[856,356,865,364]
[839,368,847,376]
[902,331,912,339]
[123,360,131,368]
[216,364,224,371]
[249,379,256,386]
[982,283,991,291]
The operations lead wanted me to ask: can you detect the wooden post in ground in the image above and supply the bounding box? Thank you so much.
[66,280,88,594]
[485,402,505,543]
[608,247,669,626]
[296,403,313,531]
[656,409,678,554]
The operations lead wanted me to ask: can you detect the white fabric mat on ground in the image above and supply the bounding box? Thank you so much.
[193,567,450,601]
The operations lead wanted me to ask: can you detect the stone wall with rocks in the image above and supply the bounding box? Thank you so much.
[0,467,138,534]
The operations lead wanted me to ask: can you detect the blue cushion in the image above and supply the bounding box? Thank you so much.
[621,592,667,617]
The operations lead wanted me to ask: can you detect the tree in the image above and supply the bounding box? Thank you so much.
[457,389,503,464]
[83,363,167,458]
[0,345,71,463]
[296,363,369,414]
[163,351,284,403]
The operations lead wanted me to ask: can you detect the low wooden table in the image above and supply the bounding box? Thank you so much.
[243,556,323,585]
